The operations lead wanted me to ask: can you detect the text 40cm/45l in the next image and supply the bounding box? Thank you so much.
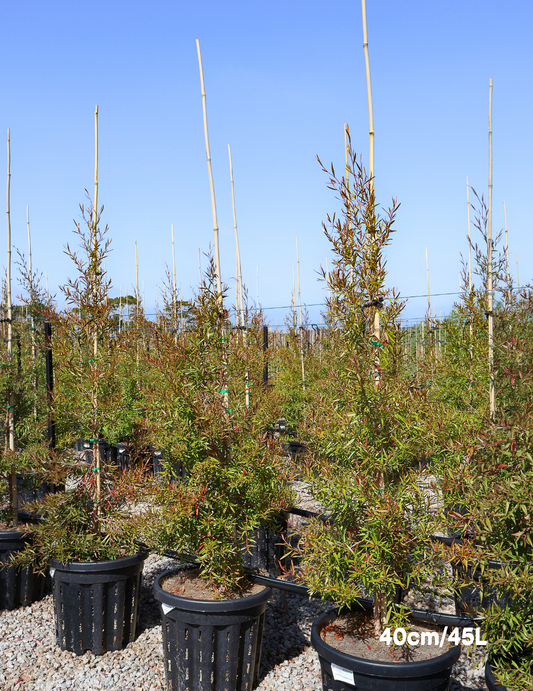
[380,626,487,647]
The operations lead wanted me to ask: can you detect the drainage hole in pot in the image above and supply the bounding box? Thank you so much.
[248,644,252,656]
[185,648,188,660]
[211,653,215,662]
[246,663,250,674]
[199,670,202,682]
[199,651,202,662]
[167,641,170,652]
[184,628,189,640]
[114,617,118,630]
[226,650,230,662]
[212,631,216,642]
[168,660,172,673]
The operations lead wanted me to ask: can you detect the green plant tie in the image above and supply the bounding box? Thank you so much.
[370,339,384,349]
[89,438,99,442]
[88,358,95,363]
[227,408,232,413]
[92,467,99,472]
[221,338,226,343]
[218,389,229,394]
[6,405,13,409]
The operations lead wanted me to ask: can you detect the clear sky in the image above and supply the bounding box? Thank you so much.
[2,0,532,327]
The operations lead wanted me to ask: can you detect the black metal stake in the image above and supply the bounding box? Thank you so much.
[44,321,56,451]
[262,325,268,387]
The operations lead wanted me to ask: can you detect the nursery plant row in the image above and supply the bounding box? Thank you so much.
[1,151,532,691]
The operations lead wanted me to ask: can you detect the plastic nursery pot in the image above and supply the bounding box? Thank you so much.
[311,604,461,691]
[453,560,510,616]
[485,659,509,691]
[240,512,289,578]
[49,550,148,655]
[0,529,46,610]
[151,449,187,483]
[153,569,271,691]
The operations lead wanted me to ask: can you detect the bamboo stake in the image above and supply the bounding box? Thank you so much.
[361,0,374,178]
[119,285,122,332]
[487,79,495,419]
[515,248,520,290]
[362,0,381,397]
[196,39,222,305]
[6,129,16,526]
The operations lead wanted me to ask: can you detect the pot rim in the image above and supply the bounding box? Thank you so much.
[153,567,272,613]
[49,549,148,573]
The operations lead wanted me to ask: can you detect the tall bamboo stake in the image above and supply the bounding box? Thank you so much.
[487,79,495,419]
[361,0,374,178]
[119,285,122,332]
[6,129,16,526]
[362,0,381,400]
[196,39,222,305]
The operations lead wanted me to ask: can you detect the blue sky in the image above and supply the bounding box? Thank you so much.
[2,1,532,327]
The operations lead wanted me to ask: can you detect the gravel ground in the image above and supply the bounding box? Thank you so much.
[0,550,488,691]
[1,478,488,690]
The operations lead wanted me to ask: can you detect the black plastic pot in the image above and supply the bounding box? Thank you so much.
[0,529,46,610]
[50,550,147,655]
[152,449,186,483]
[154,569,271,691]
[311,604,461,691]
[240,512,288,577]
[281,440,307,460]
[485,659,508,691]
[453,560,510,616]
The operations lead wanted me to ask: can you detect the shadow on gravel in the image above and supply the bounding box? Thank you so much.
[258,589,329,680]
[137,558,177,634]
